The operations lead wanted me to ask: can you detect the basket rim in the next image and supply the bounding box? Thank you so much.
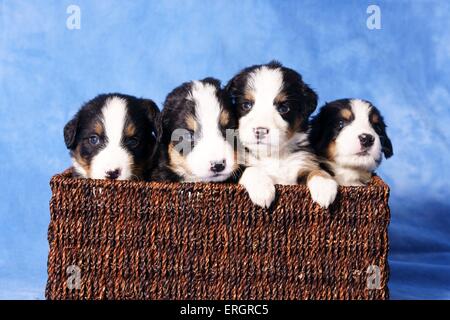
[50,167,390,195]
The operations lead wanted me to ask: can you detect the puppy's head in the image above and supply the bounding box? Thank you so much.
[226,61,318,153]
[310,98,393,172]
[160,78,237,182]
[64,93,160,180]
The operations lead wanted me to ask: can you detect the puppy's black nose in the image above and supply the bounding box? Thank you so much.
[106,168,121,180]
[359,134,375,148]
[210,160,226,173]
[254,127,269,139]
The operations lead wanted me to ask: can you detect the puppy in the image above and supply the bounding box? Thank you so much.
[152,78,238,182]
[226,61,338,208]
[309,98,393,186]
[64,93,160,180]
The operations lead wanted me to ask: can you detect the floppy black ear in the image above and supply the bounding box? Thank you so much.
[380,129,393,159]
[308,106,334,158]
[224,73,244,102]
[224,77,236,97]
[141,98,160,120]
[302,83,318,117]
[376,112,393,159]
[309,114,322,149]
[201,77,221,88]
[63,115,79,150]
[153,112,164,145]
[140,99,162,143]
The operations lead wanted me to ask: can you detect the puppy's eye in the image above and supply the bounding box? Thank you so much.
[183,131,194,142]
[338,120,345,130]
[89,135,100,145]
[126,137,139,148]
[241,101,253,111]
[277,104,290,114]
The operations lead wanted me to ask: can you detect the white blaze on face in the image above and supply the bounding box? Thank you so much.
[185,81,235,182]
[238,67,288,150]
[90,97,132,180]
[335,99,382,171]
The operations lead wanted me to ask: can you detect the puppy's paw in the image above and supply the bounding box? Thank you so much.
[240,168,275,208]
[307,175,338,209]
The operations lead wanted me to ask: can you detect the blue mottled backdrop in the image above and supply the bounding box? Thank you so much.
[0,0,449,299]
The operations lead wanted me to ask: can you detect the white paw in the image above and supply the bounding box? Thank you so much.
[307,175,338,209]
[240,168,275,208]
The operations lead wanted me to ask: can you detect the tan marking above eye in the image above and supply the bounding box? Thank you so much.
[243,91,255,102]
[274,92,288,104]
[94,121,104,136]
[371,113,380,124]
[340,108,353,121]
[219,110,230,127]
[125,123,136,137]
[186,115,198,132]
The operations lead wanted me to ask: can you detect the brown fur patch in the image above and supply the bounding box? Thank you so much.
[297,171,309,184]
[125,123,136,137]
[94,121,103,136]
[274,92,288,104]
[306,169,331,184]
[286,127,296,140]
[219,110,230,127]
[286,117,303,139]
[326,141,336,161]
[168,143,190,176]
[370,113,380,124]
[244,91,255,102]
[340,108,353,121]
[186,115,198,132]
[73,145,91,177]
[296,159,320,185]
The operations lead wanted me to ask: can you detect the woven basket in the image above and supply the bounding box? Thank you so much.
[46,168,390,300]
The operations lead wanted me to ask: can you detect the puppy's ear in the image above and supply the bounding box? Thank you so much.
[63,115,79,150]
[201,77,221,88]
[224,78,235,96]
[140,98,162,143]
[301,83,318,117]
[141,98,160,120]
[308,106,333,159]
[153,112,164,145]
[224,73,243,102]
[380,127,393,159]
[374,111,393,159]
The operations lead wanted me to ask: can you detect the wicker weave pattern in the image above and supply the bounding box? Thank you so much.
[46,169,390,300]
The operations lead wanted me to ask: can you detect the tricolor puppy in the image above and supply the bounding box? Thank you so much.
[226,61,338,208]
[64,93,160,180]
[152,78,238,182]
[309,98,393,186]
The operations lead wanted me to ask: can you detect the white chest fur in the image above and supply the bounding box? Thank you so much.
[247,151,313,185]
[244,132,316,185]
[332,165,371,186]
